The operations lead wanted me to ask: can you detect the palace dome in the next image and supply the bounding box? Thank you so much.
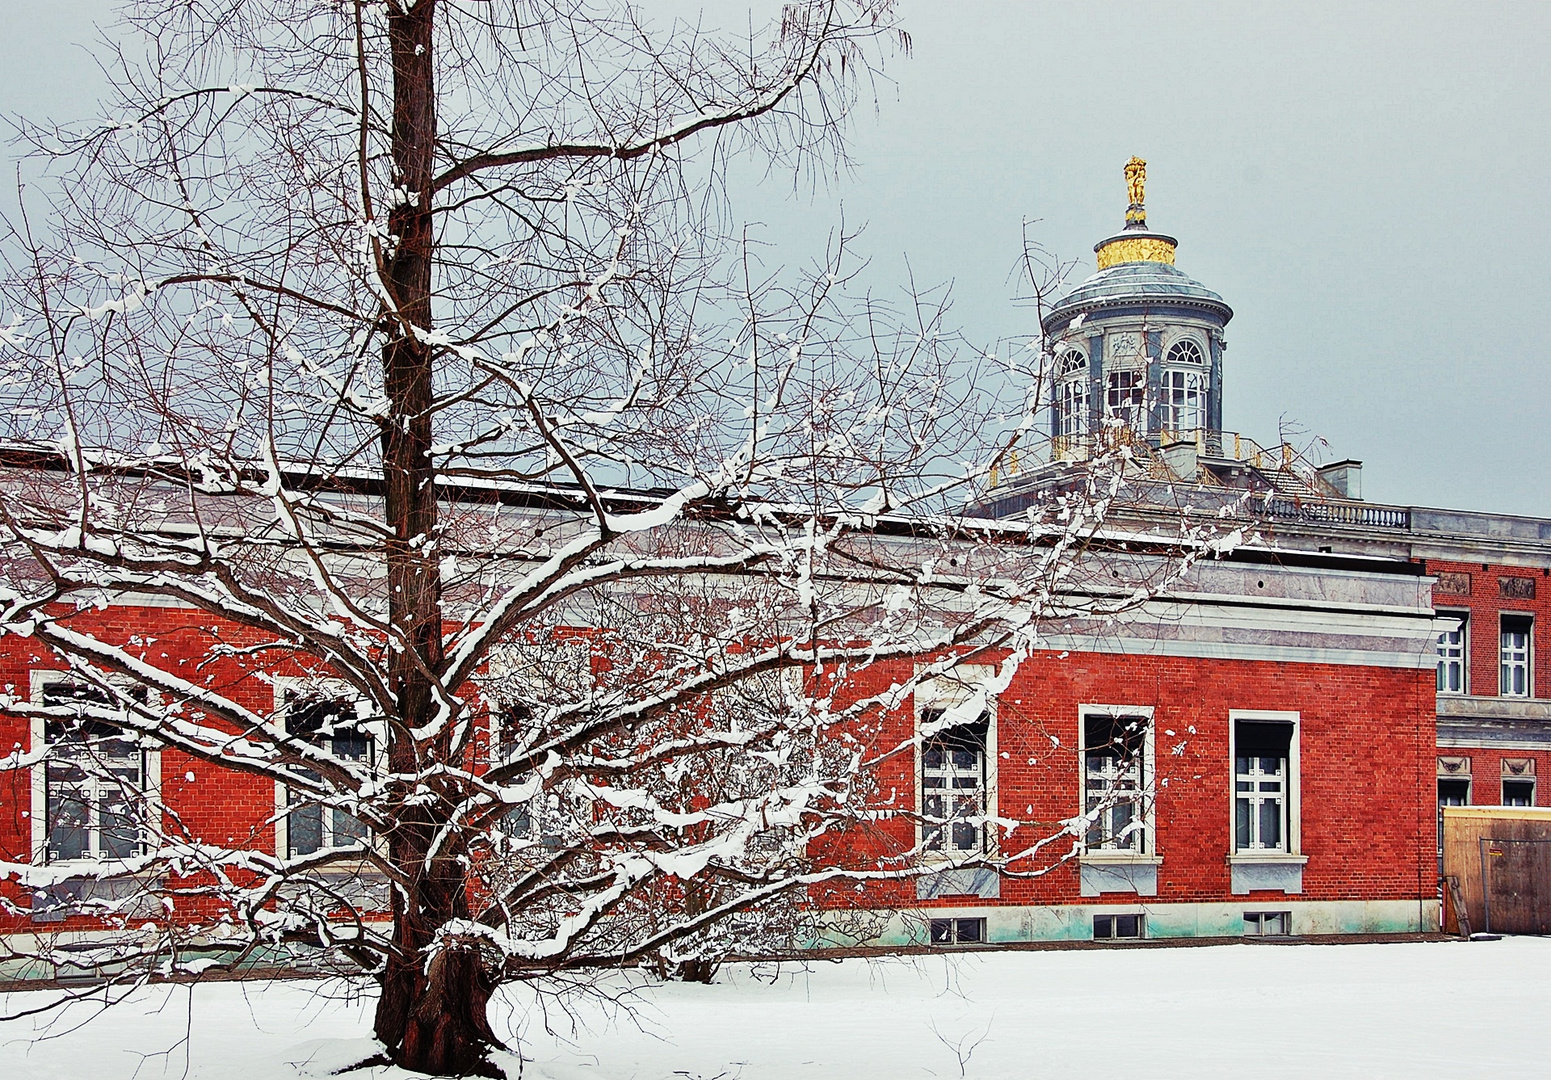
[1044,258,1232,333]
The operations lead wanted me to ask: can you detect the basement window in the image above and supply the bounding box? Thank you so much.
[929,917,985,946]
[1243,911,1291,936]
[1093,913,1144,940]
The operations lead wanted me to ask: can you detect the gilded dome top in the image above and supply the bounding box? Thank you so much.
[1043,158,1232,332]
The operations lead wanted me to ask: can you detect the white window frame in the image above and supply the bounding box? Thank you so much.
[1228,710,1302,858]
[1079,705,1155,858]
[29,670,162,866]
[272,678,379,859]
[1435,611,1468,694]
[1054,371,1089,441]
[1500,613,1532,697]
[1104,369,1145,428]
[1160,367,1205,434]
[916,666,997,861]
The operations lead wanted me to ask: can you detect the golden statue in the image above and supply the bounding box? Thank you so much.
[1125,156,1146,209]
[1124,156,1147,228]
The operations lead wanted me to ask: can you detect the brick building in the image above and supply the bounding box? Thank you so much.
[2,160,1544,954]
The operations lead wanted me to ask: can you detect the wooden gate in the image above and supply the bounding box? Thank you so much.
[1443,806,1551,935]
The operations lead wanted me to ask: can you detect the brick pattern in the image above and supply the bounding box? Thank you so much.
[1428,559,1551,699]
[821,649,1437,912]
[1,607,1440,932]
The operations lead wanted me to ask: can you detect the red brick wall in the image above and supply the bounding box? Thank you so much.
[1,606,1440,929]
[1428,559,1551,698]
[828,648,1437,910]
[1434,747,1551,807]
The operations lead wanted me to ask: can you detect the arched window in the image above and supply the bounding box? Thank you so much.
[1165,339,1205,366]
[1053,350,1089,439]
[1162,339,1207,433]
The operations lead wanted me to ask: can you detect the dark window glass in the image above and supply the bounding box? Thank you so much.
[1437,778,1470,807]
[1503,779,1535,807]
[283,695,372,856]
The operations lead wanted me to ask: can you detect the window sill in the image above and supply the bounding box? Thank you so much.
[1079,851,1163,865]
[1227,852,1308,865]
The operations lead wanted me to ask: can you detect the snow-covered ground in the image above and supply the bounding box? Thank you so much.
[2,938,1548,1078]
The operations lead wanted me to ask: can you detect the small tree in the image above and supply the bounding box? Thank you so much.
[0,2,1224,1075]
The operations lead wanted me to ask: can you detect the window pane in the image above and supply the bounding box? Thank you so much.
[1259,798,1282,848]
[333,808,368,847]
[289,802,323,856]
[99,787,140,859]
[47,777,88,862]
[955,918,983,944]
[930,919,953,944]
[1112,801,1135,848]
[1236,798,1251,849]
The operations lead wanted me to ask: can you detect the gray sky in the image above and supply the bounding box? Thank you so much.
[6,1,1550,516]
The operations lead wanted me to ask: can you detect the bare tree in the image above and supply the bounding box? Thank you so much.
[0,2,1226,1075]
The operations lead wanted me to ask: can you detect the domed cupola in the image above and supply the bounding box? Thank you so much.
[1043,159,1232,452]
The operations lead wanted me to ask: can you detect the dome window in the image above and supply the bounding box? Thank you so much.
[1162,339,1207,435]
[1105,370,1145,428]
[1165,339,1205,366]
[1162,369,1205,434]
[1054,350,1089,441]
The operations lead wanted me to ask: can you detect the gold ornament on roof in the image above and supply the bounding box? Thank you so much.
[1124,156,1147,227]
[1093,157,1178,268]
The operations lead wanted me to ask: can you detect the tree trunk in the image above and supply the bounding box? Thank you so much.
[368,2,502,1073]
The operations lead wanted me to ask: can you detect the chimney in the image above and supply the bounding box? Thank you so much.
[1160,436,1199,482]
[1317,459,1363,500]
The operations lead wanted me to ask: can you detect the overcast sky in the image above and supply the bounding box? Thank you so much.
[5,1,1550,516]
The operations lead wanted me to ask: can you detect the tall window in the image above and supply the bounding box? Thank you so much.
[1436,614,1467,693]
[1161,369,1204,433]
[490,701,535,838]
[1105,370,1144,428]
[1162,340,1206,433]
[921,709,988,855]
[1054,350,1089,440]
[1234,719,1293,853]
[1500,615,1532,697]
[282,695,372,857]
[40,681,147,863]
[1083,714,1149,852]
